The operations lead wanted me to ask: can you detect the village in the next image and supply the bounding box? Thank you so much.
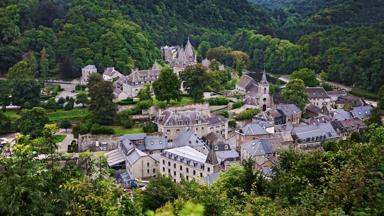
[0,38,375,188]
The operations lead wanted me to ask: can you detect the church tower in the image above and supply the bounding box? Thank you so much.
[258,70,270,111]
[184,37,195,64]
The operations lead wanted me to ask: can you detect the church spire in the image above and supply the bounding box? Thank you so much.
[261,69,268,85]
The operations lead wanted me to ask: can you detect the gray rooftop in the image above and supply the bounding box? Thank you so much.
[126,148,147,166]
[351,105,373,119]
[277,104,301,116]
[332,109,353,121]
[173,129,206,148]
[293,122,339,142]
[144,136,169,151]
[238,121,270,136]
[241,139,276,156]
[306,87,330,99]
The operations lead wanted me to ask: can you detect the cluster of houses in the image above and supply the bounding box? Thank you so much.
[77,38,373,186]
[99,71,373,186]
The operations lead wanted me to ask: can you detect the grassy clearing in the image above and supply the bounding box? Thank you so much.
[153,96,195,107]
[54,135,66,143]
[107,126,144,135]
[48,108,90,122]
[3,110,20,120]
[350,88,378,100]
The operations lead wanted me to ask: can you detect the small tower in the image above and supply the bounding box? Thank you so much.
[258,70,270,111]
[206,145,220,173]
[184,37,195,63]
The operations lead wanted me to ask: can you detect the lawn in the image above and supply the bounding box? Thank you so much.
[54,135,66,143]
[48,108,90,122]
[107,126,144,135]
[153,96,194,107]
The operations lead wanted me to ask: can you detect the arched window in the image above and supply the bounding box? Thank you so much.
[264,87,267,94]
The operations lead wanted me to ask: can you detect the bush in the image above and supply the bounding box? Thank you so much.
[143,122,158,133]
[90,124,114,135]
[232,101,244,109]
[137,100,153,110]
[321,82,334,91]
[116,98,137,105]
[117,110,134,128]
[207,97,229,105]
[75,84,87,91]
[156,101,168,109]
[219,111,229,118]
[58,120,72,130]
[45,98,57,111]
[229,119,237,128]
[63,100,74,111]
[235,108,260,121]
[57,97,66,106]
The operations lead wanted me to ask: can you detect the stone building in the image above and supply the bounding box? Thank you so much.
[236,71,271,111]
[154,104,228,141]
[160,146,220,182]
[306,87,332,111]
[235,120,274,150]
[113,67,160,100]
[161,38,197,74]
[103,67,123,82]
[276,104,302,125]
[80,65,97,84]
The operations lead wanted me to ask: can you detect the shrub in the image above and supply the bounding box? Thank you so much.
[63,100,74,111]
[232,101,244,109]
[75,84,87,91]
[207,97,229,105]
[45,98,57,111]
[117,110,134,128]
[156,101,168,109]
[219,111,229,118]
[58,120,72,130]
[143,122,158,133]
[235,108,260,121]
[350,88,379,100]
[117,98,137,105]
[229,119,237,128]
[137,100,153,110]
[90,124,114,135]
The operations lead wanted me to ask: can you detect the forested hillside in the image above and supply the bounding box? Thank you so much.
[0,0,273,78]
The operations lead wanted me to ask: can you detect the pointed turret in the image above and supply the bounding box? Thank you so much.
[206,146,218,165]
[184,37,195,63]
[261,70,268,85]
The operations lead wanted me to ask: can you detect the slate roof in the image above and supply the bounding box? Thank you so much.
[277,104,301,116]
[144,136,169,151]
[306,87,330,99]
[237,75,257,91]
[241,139,275,156]
[123,69,160,86]
[293,122,339,142]
[83,65,97,71]
[305,104,322,115]
[126,148,147,166]
[332,109,353,121]
[103,67,122,77]
[163,146,207,164]
[173,129,206,148]
[238,121,270,136]
[105,149,125,167]
[351,105,373,119]
[216,150,239,161]
[155,109,227,127]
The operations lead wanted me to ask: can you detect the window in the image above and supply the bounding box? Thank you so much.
[200,173,203,177]
[168,161,171,166]
[214,145,218,150]
[153,168,156,173]
[180,165,183,171]
[168,169,171,173]
[207,167,211,172]
[186,176,189,180]
[162,160,165,165]
[174,171,176,176]
[147,162,150,167]
[224,145,229,150]
[163,167,165,172]
[147,169,149,174]
[186,168,189,173]
[193,170,196,175]
[174,163,176,168]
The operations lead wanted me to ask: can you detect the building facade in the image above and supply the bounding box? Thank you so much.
[154,104,228,141]
[81,65,97,84]
[160,146,220,182]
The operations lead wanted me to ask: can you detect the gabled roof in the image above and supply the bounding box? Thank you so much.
[126,148,147,166]
[164,146,207,164]
[173,129,206,148]
[277,104,301,116]
[237,75,257,90]
[83,65,97,71]
[306,87,330,99]
[105,149,125,167]
[351,105,373,119]
[238,121,270,136]
[103,67,122,77]
[216,150,239,161]
[293,122,338,141]
[332,109,352,121]
[241,139,276,156]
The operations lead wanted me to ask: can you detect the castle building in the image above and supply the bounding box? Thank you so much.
[161,38,197,74]
[236,71,271,111]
